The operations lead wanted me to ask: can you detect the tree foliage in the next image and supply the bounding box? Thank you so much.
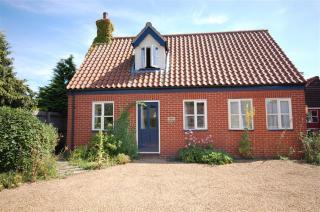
[0,32,36,109]
[37,55,76,113]
[0,106,58,177]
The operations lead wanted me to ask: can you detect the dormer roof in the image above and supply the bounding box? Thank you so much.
[132,22,167,50]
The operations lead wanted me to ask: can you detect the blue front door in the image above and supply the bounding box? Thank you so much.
[138,102,159,153]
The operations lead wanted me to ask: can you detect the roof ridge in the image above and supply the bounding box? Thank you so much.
[111,29,269,39]
[163,29,268,37]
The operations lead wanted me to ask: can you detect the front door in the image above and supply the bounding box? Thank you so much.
[138,102,159,153]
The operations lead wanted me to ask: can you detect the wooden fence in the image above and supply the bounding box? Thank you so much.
[34,111,67,153]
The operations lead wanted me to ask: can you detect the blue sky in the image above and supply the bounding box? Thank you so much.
[0,0,319,91]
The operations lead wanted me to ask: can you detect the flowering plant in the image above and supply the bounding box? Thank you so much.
[184,130,213,148]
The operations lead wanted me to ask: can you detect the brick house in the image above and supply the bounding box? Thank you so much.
[305,76,320,132]
[67,14,306,158]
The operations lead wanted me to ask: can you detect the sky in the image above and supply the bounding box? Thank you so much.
[0,0,319,91]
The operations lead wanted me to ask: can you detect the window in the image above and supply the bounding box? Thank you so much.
[183,100,207,130]
[228,99,253,130]
[141,47,145,68]
[266,98,292,130]
[146,47,151,68]
[92,102,114,130]
[152,46,158,67]
[140,45,158,69]
[307,110,319,123]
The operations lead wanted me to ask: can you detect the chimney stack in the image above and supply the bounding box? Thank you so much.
[103,12,107,19]
[92,12,114,45]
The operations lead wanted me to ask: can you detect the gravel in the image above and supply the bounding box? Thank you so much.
[0,160,319,212]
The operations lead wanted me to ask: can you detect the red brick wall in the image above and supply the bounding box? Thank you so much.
[67,89,306,158]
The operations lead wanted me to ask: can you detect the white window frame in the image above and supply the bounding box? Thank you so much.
[183,100,207,130]
[141,47,145,68]
[92,101,114,131]
[228,99,254,130]
[265,98,293,130]
[141,45,159,69]
[151,45,158,67]
[307,109,319,123]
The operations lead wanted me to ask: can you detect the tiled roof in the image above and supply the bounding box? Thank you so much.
[67,30,305,90]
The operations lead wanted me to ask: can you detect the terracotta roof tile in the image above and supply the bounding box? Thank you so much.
[67,30,305,90]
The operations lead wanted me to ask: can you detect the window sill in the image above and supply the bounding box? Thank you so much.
[183,128,208,131]
[138,67,160,72]
[228,129,254,131]
[91,129,110,132]
[267,128,294,131]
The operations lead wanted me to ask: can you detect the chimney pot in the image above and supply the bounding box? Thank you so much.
[103,12,108,19]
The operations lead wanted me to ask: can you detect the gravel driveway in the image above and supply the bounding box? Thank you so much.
[0,160,319,211]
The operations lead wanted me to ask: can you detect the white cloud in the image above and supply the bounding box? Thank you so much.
[193,15,229,25]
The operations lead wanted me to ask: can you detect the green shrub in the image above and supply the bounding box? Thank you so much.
[111,111,138,159]
[89,131,121,158]
[178,146,205,163]
[0,171,23,189]
[70,159,101,170]
[69,131,119,170]
[238,130,253,158]
[301,133,320,165]
[36,156,57,180]
[69,146,88,161]
[116,153,130,164]
[201,151,233,165]
[68,109,138,170]
[316,153,320,164]
[279,156,289,161]
[0,107,58,180]
[178,146,233,165]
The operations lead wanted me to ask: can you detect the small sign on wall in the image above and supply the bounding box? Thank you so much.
[168,116,176,124]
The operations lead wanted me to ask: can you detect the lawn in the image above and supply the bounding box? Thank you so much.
[0,160,319,211]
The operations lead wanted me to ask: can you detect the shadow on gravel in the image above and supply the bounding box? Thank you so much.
[133,158,180,164]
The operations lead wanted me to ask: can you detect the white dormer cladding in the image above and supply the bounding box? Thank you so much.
[134,35,166,70]
[132,22,168,71]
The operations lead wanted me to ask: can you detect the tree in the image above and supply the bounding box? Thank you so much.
[37,55,76,113]
[0,32,36,109]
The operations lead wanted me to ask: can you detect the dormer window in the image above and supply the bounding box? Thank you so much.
[133,22,167,71]
[141,46,158,69]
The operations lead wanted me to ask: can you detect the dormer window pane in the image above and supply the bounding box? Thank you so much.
[146,47,151,68]
[138,45,161,70]
[152,46,158,67]
[141,48,145,68]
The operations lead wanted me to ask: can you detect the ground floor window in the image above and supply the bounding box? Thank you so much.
[183,100,207,130]
[92,101,114,130]
[307,109,319,123]
[228,99,253,130]
[266,98,292,130]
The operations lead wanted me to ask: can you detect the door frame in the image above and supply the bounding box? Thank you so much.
[136,100,160,154]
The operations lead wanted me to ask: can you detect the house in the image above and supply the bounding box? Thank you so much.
[67,13,306,158]
[305,76,320,132]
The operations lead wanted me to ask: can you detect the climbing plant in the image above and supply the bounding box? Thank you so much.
[93,18,114,45]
